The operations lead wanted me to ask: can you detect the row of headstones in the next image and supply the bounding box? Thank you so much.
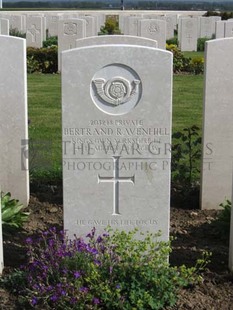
[122,14,233,51]
[0,34,233,273]
[178,16,223,51]
[216,19,233,38]
[0,13,104,47]
[1,12,175,50]
[0,12,230,52]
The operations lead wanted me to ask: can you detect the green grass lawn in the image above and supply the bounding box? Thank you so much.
[28,73,204,177]
[173,74,203,131]
[183,51,205,59]
[28,74,61,176]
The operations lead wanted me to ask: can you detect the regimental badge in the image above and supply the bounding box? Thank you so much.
[92,77,141,106]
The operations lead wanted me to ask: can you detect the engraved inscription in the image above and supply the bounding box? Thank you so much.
[98,156,135,215]
[92,77,140,106]
[64,22,77,35]
[149,23,160,33]
[28,24,40,43]
[186,33,192,43]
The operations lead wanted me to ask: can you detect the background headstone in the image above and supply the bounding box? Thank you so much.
[199,16,218,38]
[26,16,43,48]
[128,16,140,36]
[165,15,175,39]
[215,21,225,39]
[138,19,166,49]
[0,35,29,206]
[76,35,158,48]
[58,18,86,70]
[62,44,172,240]
[224,21,233,38]
[229,178,233,271]
[46,14,60,37]
[0,18,9,35]
[9,15,25,33]
[79,15,96,37]
[0,190,3,275]
[201,38,233,209]
[179,17,198,51]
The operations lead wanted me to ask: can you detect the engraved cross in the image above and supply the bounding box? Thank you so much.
[98,156,135,215]
[28,24,40,43]
[186,33,192,43]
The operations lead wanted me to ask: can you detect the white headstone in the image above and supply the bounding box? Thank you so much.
[179,18,198,51]
[79,16,95,37]
[229,178,233,271]
[26,16,43,48]
[123,14,141,35]
[215,21,225,39]
[0,36,29,206]
[46,15,60,37]
[138,19,166,49]
[0,18,9,35]
[9,15,25,33]
[201,38,233,209]
[62,44,172,240]
[128,16,140,36]
[199,17,216,38]
[58,18,86,71]
[165,15,175,39]
[0,190,3,275]
[76,35,158,48]
[225,21,233,38]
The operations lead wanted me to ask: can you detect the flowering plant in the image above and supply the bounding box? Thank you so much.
[12,227,209,309]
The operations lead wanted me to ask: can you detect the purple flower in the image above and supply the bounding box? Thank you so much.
[26,237,33,244]
[86,227,96,239]
[70,297,77,304]
[94,259,101,266]
[31,297,38,306]
[74,271,81,279]
[116,284,121,289]
[80,287,89,293]
[87,245,98,255]
[50,295,58,302]
[92,297,100,305]
[97,236,103,243]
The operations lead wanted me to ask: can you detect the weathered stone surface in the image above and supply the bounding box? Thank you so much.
[201,38,233,209]
[0,35,29,206]
[62,44,172,240]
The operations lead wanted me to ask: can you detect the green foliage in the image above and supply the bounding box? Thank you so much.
[167,44,204,74]
[27,46,58,73]
[4,228,210,309]
[43,36,58,48]
[190,57,204,75]
[214,200,231,239]
[30,166,62,184]
[166,36,178,46]
[166,44,191,73]
[172,125,201,193]
[1,192,29,230]
[9,28,26,38]
[99,17,121,35]
[197,37,209,52]
[204,11,233,21]
[27,55,40,74]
